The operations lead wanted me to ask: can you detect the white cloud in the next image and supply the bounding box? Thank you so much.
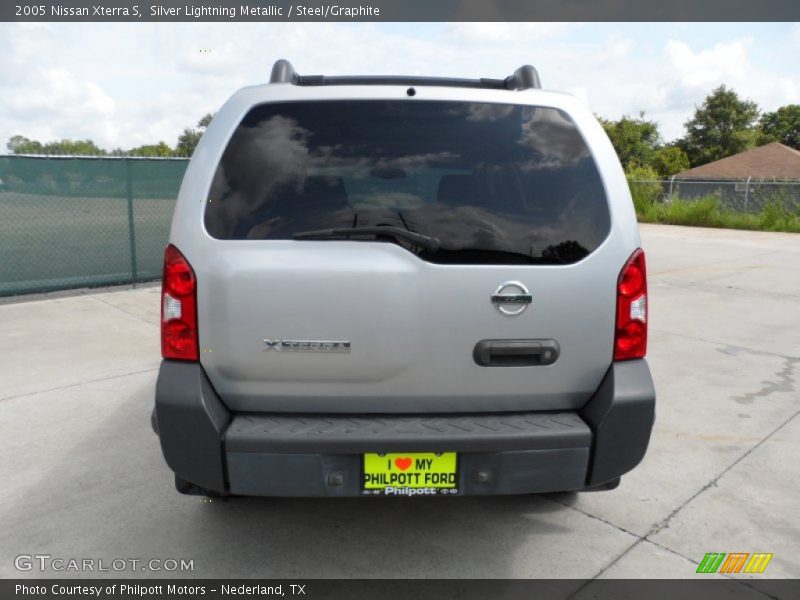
[8,68,115,119]
[651,36,799,138]
[444,22,578,44]
[598,31,635,59]
[665,38,751,89]
[0,23,796,150]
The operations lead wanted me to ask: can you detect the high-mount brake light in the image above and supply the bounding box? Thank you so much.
[614,249,648,361]
[161,244,198,361]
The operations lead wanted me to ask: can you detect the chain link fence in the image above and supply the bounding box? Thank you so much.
[2,155,798,297]
[0,155,188,296]
[628,178,800,213]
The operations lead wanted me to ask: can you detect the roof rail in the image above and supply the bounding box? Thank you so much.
[268,59,541,91]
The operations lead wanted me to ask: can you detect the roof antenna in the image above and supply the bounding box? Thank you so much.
[505,65,541,90]
[270,59,299,84]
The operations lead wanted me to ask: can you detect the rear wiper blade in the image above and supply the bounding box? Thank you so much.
[294,226,440,252]
[416,247,545,265]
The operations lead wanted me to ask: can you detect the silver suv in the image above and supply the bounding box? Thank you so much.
[153,60,655,497]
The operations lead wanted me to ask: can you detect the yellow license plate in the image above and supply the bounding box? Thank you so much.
[362,452,458,496]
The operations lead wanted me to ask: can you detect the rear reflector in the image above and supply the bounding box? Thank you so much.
[614,249,647,361]
[161,245,198,361]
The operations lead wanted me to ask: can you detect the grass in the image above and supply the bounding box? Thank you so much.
[631,186,800,234]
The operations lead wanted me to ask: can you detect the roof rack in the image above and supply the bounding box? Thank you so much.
[268,59,541,91]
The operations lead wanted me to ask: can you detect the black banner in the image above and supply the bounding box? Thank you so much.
[3,580,800,600]
[3,0,800,22]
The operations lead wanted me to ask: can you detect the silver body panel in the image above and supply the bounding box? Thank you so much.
[169,83,641,414]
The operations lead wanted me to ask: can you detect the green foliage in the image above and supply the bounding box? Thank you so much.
[625,164,662,215]
[175,128,202,157]
[758,104,800,150]
[7,135,107,156]
[175,113,215,157]
[650,196,723,227]
[679,85,759,167]
[48,139,107,156]
[630,185,800,233]
[652,145,690,177]
[127,142,174,158]
[599,113,661,170]
[6,112,216,158]
[625,163,660,181]
[599,114,688,177]
[758,188,800,230]
[7,135,43,154]
[197,113,214,129]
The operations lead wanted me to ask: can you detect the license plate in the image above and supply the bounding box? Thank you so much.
[362,452,458,496]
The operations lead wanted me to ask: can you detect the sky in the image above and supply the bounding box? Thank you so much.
[1,21,798,151]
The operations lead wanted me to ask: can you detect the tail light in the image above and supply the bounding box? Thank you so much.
[614,248,647,361]
[161,244,198,361]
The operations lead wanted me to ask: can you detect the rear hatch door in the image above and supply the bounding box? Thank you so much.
[194,97,624,413]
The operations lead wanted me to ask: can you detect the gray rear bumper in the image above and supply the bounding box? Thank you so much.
[154,360,655,496]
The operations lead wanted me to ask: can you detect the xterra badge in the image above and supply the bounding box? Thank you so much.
[263,339,351,353]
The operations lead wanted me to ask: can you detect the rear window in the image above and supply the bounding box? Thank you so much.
[204,100,610,264]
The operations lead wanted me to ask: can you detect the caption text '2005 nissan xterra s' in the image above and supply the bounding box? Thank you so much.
[153,60,655,498]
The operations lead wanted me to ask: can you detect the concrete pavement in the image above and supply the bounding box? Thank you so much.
[0,224,798,586]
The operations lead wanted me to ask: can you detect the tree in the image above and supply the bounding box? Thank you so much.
[679,85,759,167]
[197,113,214,129]
[758,104,800,150]
[41,139,107,155]
[625,163,662,216]
[6,135,106,155]
[175,128,201,157]
[7,135,44,154]
[6,113,218,158]
[599,113,661,171]
[652,145,690,177]
[175,113,215,157]
[127,141,174,157]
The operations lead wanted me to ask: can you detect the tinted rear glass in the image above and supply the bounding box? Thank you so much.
[205,100,610,264]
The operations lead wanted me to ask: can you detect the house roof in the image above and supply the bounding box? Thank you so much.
[675,142,800,180]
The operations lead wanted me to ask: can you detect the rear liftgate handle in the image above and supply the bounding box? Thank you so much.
[473,340,560,367]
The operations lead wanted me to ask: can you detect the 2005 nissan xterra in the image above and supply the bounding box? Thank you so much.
[153,60,655,497]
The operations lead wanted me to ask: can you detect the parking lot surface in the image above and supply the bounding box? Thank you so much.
[1,224,798,586]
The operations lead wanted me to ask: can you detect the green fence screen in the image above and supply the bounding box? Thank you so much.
[0,155,189,296]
